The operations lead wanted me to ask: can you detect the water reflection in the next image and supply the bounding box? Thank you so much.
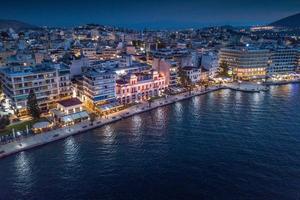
[63,137,80,164]
[1,85,300,200]
[153,107,166,127]
[251,92,263,106]
[145,108,168,136]
[14,152,34,191]
[131,115,142,134]
[174,101,183,123]
[192,96,201,111]
[101,125,116,145]
[270,84,294,98]
[235,91,242,102]
[219,89,231,111]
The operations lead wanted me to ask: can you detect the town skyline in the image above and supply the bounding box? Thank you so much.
[1,1,300,199]
[0,0,299,28]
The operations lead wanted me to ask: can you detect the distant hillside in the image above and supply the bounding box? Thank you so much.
[0,19,38,31]
[270,13,300,28]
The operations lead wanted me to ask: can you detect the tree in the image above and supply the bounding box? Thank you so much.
[177,67,192,88]
[89,113,97,125]
[27,90,40,119]
[0,116,10,130]
[217,61,231,78]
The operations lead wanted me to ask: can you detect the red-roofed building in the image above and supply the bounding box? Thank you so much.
[51,98,89,126]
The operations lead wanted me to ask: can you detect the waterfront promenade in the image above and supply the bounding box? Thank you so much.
[0,86,226,159]
[0,82,279,159]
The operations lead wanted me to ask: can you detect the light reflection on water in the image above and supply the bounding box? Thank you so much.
[191,96,201,111]
[131,115,142,134]
[13,152,34,193]
[63,137,80,164]
[174,101,183,123]
[0,84,300,200]
[251,92,264,107]
[269,84,297,98]
[152,107,166,128]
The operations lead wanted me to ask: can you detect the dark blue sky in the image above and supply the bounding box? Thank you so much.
[1,0,299,28]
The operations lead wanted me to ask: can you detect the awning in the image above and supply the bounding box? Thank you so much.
[61,111,89,123]
[33,121,51,129]
[98,102,123,111]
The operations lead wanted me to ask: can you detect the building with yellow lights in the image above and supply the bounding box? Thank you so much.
[219,48,270,80]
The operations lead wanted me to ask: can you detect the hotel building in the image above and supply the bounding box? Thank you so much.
[219,48,270,80]
[116,71,166,104]
[267,48,298,75]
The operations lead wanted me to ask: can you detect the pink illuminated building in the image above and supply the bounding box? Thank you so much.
[116,71,167,104]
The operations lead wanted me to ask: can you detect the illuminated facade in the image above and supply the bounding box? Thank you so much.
[268,48,298,75]
[219,48,269,80]
[0,63,71,114]
[82,68,116,105]
[116,71,166,104]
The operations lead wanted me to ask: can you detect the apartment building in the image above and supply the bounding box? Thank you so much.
[152,58,177,87]
[82,68,116,105]
[0,63,71,115]
[181,66,201,84]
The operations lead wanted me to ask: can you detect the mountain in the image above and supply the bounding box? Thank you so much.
[270,13,300,28]
[0,19,38,31]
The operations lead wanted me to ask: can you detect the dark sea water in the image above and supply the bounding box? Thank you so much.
[1,85,300,200]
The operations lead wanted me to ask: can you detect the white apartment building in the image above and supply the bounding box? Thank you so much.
[0,63,71,115]
[201,52,219,77]
[182,66,201,84]
[82,68,116,105]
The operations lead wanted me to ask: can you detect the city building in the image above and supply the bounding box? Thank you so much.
[267,48,298,75]
[82,68,117,105]
[219,48,270,80]
[116,71,166,104]
[181,66,201,84]
[201,51,219,78]
[0,63,71,115]
[152,58,177,87]
[51,97,89,126]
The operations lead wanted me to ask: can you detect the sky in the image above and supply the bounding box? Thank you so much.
[0,0,299,29]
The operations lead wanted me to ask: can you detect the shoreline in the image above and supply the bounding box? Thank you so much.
[0,86,224,159]
[0,81,299,159]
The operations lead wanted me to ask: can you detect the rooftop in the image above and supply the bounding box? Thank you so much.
[57,98,82,108]
[182,66,199,70]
